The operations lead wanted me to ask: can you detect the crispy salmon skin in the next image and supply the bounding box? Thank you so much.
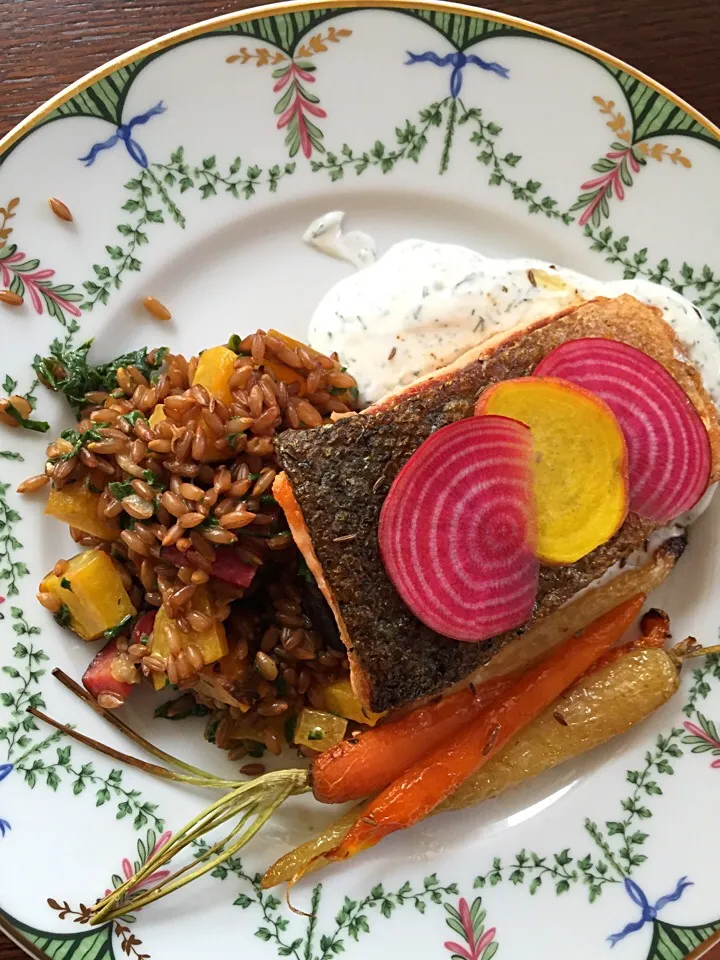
[275,296,720,712]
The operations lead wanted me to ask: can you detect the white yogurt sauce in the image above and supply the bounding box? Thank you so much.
[303,211,376,270]
[306,231,720,406]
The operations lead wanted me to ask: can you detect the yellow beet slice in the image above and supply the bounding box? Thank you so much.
[45,484,120,541]
[41,549,136,640]
[150,585,228,690]
[148,403,166,427]
[476,377,628,564]
[192,346,237,406]
[294,708,348,752]
[323,678,385,726]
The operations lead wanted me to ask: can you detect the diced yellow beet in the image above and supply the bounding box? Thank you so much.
[192,346,237,406]
[262,360,306,395]
[45,484,120,541]
[294,708,348,752]
[268,329,326,362]
[323,678,385,726]
[150,585,228,690]
[41,549,136,640]
[148,403,166,427]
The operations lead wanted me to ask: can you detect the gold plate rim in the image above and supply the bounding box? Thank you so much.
[1,0,718,162]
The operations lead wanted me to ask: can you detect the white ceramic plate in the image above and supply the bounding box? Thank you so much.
[1,3,720,958]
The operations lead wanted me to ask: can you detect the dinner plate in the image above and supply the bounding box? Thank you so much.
[1,2,720,958]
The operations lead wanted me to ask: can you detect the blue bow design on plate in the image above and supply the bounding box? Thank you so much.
[608,876,694,946]
[79,101,166,168]
[406,51,509,98]
[0,763,13,838]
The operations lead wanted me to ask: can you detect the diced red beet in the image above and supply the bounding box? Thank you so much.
[162,546,256,589]
[132,610,156,645]
[210,548,257,588]
[82,638,134,702]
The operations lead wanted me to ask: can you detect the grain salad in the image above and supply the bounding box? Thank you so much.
[32,329,364,765]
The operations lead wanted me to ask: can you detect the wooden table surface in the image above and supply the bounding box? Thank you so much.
[0,0,719,958]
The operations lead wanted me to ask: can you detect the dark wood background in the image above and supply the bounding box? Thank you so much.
[0,0,718,957]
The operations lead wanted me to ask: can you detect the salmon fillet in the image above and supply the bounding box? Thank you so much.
[274,296,720,712]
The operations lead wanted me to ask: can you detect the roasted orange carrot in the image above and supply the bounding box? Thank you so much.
[326,594,645,863]
[312,675,516,804]
[579,605,670,677]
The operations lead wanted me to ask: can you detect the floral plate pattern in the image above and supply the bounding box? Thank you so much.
[1,3,720,958]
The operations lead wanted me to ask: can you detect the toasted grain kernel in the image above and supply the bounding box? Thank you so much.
[178,511,205,529]
[143,296,172,321]
[37,591,62,613]
[240,763,265,776]
[97,692,125,709]
[48,197,73,222]
[179,482,204,501]
[0,290,23,306]
[255,651,279,681]
[219,510,256,530]
[185,643,204,672]
[122,494,154,520]
[16,474,49,494]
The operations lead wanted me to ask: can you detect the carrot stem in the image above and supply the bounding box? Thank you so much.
[327,594,646,862]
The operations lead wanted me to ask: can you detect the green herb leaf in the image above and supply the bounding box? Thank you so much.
[5,402,50,433]
[53,605,72,628]
[50,427,103,462]
[33,338,168,417]
[121,410,147,426]
[154,696,210,721]
[103,614,133,641]
[204,717,220,744]
[59,578,72,592]
[307,727,324,741]
[108,480,135,501]
[283,713,297,744]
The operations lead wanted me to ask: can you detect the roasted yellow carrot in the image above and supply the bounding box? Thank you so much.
[262,644,679,888]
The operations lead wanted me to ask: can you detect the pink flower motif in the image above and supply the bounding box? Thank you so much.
[104,830,173,899]
[0,248,82,318]
[575,148,643,228]
[273,61,327,159]
[683,717,720,769]
[444,897,497,960]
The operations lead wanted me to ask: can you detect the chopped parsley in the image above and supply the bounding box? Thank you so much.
[53,604,72,628]
[108,480,134,501]
[50,427,103,462]
[155,696,210,721]
[103,614,133,641]
[59,577,72,592]
[307,727,324,741]
[298,558,314,585]
[33,337,168,417]
[205,717,220,744]
[283,714,297,744]
[121,410,147,427]
[4,401,49,433]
